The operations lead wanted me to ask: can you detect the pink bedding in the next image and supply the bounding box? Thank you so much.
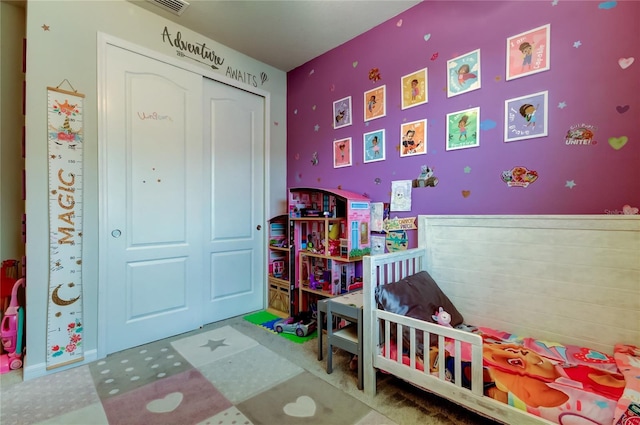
[384,326,640,425]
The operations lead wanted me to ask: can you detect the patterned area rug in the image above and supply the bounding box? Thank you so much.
[1,364,101,424]
[2,324,398,425]
[237,371,372,425]
[243,310,317,344]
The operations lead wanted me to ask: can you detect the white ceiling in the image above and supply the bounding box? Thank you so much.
[129,0,421,72]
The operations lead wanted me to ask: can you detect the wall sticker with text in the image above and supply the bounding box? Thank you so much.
[161,26,270,88]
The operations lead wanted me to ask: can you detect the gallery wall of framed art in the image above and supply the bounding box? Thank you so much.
[286,0,639,221]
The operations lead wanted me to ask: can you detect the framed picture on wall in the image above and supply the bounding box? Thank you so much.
[364,85,386,122]
[447,49,481,97]
[401,68,428,109]
[333,137,352,168]
[400,119,427,157]
[504,91,549,142]
[333,96,352,129]
[446,107,480,151]
[363,129,385,163]
[506,24,550,81]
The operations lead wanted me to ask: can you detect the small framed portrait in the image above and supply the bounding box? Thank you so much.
[363,129,385,163]
[364,85,386,122]
[401,68,428,109]
[400,119,427,157]
[333,137,352,168]
[447,49,481,97]
[506,24,550,81]
[446,107,480,151]
[333,96,352,129]
[504,91,548,142]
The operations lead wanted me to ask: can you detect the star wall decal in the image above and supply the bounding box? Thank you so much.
[314,124,320,132]
[200,338,229,351]
[464,166,471,173]
[565,180,576,189]
[42,24,50,31]
[552,0,559,5]
[558,101,567,109]
[573,41,582,48]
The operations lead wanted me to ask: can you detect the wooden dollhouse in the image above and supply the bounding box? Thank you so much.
[288,188,370,313]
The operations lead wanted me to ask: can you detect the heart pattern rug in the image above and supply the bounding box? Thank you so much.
[3,315,501,425]
[237,372,371,425]
[81,325,389,425]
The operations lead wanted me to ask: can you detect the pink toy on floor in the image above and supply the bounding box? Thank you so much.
[1,277,25,373]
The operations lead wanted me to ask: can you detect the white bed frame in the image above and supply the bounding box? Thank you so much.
[363,215,640,425]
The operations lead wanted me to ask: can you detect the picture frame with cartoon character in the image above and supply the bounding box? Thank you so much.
[333,96,352,129]
[504,91,548,142]
[446,107,479,151]
[333,137,352,168]
[364,85,386,122]
[447,49,481,97]
[363,129,385,163]
[401,67,428,109]
[506,24,550,81]
[400,119,427,157]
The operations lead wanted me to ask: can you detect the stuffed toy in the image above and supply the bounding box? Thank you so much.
[432,307,452,327]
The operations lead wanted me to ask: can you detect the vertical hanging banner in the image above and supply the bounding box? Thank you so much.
[46,86,85,370]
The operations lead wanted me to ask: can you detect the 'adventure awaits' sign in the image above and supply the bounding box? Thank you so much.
[161,26,270,88]
[162,26,225,70]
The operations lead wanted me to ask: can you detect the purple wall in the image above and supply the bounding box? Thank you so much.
[287,1,639,219]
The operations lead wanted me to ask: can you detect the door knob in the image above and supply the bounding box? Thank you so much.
[256,225,262,231]
[111,229,122,238]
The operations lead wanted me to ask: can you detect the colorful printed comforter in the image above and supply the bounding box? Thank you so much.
[386,327,640,425]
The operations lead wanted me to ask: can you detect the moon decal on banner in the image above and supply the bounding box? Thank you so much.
[51,284,80,306]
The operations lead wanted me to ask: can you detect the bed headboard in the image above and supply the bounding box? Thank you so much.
[417,215,640,354]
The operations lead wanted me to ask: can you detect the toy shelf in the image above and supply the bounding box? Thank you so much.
[267,215,294,317]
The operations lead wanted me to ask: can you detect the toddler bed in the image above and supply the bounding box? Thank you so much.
[363,215,640,425]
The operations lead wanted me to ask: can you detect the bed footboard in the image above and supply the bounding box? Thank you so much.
[362,247,484,397]
[375,310,483,394]
[363,247,428,396]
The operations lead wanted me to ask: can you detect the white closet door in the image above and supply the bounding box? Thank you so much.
[202,77,265,323]
[103,44,203,354]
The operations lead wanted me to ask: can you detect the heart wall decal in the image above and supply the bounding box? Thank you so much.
[616,105,630,114]
[608,136,628,150]
[598,1,618,9]
[618,57,634,69]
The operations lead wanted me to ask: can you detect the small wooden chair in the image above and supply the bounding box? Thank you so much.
[325,297,363,390]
